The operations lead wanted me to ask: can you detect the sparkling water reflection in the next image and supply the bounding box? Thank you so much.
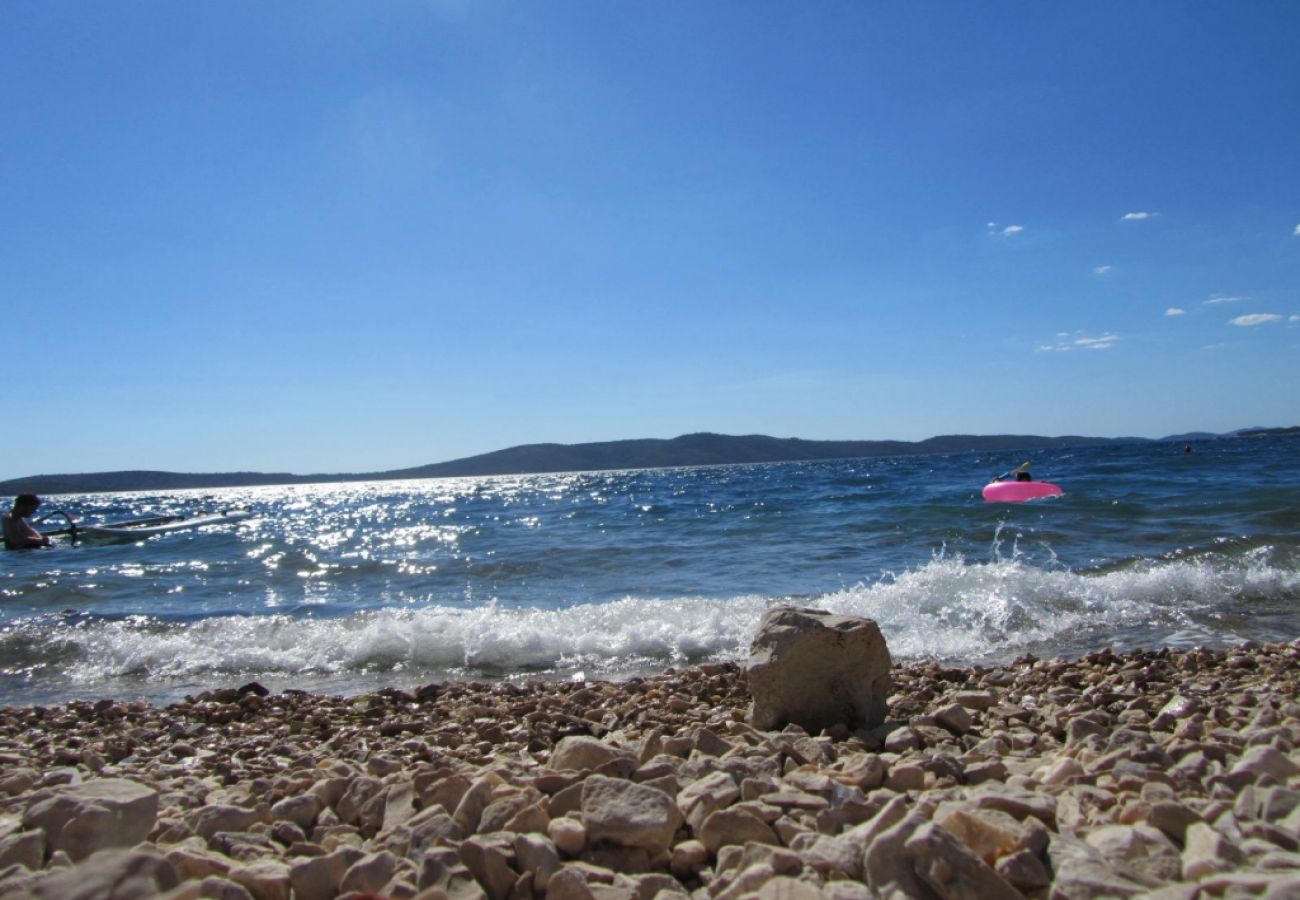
[1,436,1297,704]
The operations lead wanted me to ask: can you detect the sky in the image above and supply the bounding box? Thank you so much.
[3,1,1298,479]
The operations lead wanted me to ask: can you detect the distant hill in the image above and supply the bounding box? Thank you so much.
[382,432,1134,481]
[1236,426,1300,438]
[1160,431,1220,443]
[0,470,331,496]
[0,428,1279,496]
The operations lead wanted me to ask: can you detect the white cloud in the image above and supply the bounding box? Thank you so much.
[1291,315,1300,323]
[987,221,1025,236]
[1039,331,1120,352]
[1165,308,1186,316]
[1230,313,1283,327]
[1294,224,1300,236]
[1204,295,1247,305]
[1093,265,1113,275]
[1075,333,1120,350]
[1121,211,1156,221]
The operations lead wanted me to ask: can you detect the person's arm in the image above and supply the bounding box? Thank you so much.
[22,518,51,547]
[4,515,50,548]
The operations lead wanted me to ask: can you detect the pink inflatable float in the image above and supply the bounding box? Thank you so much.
[982,480,1063,502]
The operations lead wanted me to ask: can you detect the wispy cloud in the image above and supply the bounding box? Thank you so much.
[1165,308,1186,316]
[986,222,1024,236]
[1291,315,1300,323]
[1075,333,1120,350]
[1038,331,1120,352]
[1230,313,1282,327]
[1093,265,1113,276]
[1204,295,1248,305]
[1294,224,1300,237]
[1121,211,1157,221]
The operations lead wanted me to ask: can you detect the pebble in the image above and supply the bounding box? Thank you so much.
[2,643,1300,898]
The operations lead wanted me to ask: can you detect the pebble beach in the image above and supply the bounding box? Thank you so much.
[3,640,1300,899]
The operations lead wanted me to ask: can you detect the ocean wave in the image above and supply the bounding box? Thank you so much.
[3,551,1295,699]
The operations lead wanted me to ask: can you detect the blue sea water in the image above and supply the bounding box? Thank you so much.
[2,435,1298,706]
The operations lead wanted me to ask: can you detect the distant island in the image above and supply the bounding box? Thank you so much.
[1,428,1289,496]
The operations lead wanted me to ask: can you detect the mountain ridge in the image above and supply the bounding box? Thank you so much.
[0,429,1279,496]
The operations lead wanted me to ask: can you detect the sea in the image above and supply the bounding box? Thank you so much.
[2,435,1298,707]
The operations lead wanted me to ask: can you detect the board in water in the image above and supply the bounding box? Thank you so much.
[982,481,1063,503]
[78,509,253,541]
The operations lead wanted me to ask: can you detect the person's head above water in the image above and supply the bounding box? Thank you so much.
[12,494,41,515]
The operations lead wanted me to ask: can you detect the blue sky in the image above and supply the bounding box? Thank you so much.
[3,1,1298,478]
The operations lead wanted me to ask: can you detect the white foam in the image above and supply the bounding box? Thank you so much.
[33,551,1299,686]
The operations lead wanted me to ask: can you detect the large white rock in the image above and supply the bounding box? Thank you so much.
[1231,746,1300,783]
[790,833,861,880]
[548,817,587,856]
[270,794,321,832]
[0,828,44,872]
[227,858,292,900]
[1048,834,1161,898]
[860,807,932,898]
[417,846,487,899]
[186,804,260,840]
[514,833,561,891]
[1182,822,1246,881]
[289,848,365,900]
[549,736,631,773]
[747,607,892,733]
[453,778,495,834]
[459,835,519,900]
[22,779,159,862]
[698,807,780,854]
[338,776,386,835]
[1085,824,1181,883]
[676,771,740,831]
[905,822,1023,900]
[339,850,399,896]
[385,807,464,861]
[31,847,178,899]
[166,845,236,882]
[934,804,1046,865]
[581,774,684,856]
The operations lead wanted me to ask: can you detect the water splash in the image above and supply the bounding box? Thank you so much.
[2,549,1292,706]
[4,436,1297,705]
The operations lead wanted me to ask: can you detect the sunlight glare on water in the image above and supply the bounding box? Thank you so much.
[1,436,1297,704]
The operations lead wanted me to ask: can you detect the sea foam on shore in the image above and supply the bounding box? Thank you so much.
[2,640,1300,898]
[7,546,1296,709]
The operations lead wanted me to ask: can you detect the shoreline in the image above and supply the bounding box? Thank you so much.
[2,641,1299,898]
